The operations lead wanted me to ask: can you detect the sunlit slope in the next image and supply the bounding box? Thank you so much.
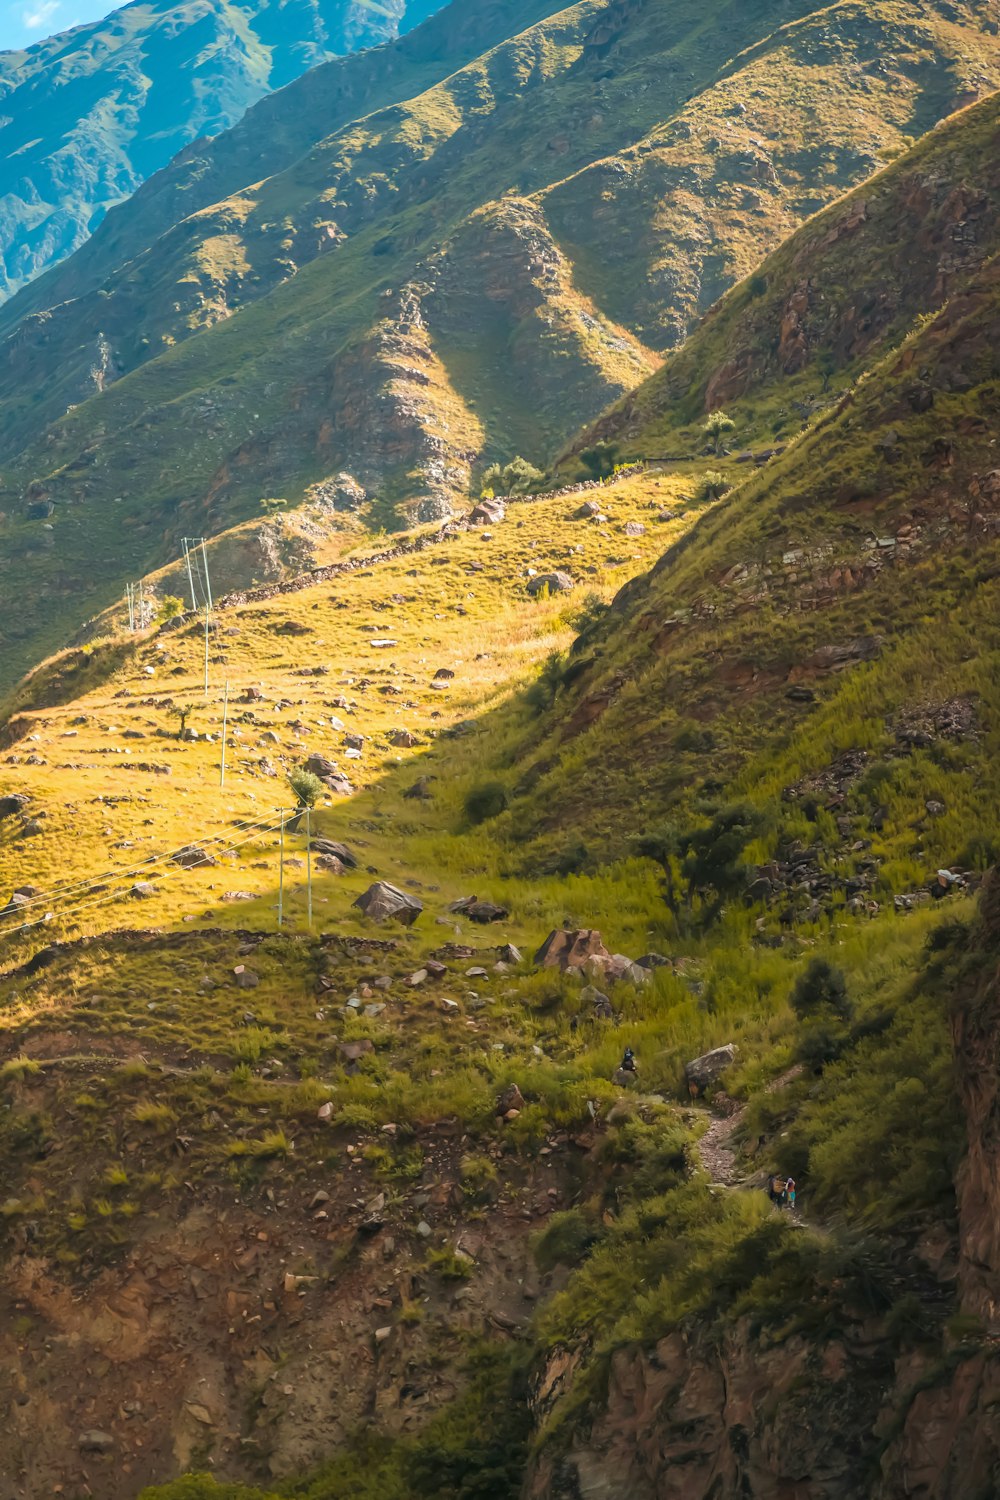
[2,0,999,692]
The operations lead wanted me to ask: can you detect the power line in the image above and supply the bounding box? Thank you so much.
[1,813,296,938]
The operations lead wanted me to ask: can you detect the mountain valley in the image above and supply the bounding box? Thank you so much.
[2,1,1000,1497]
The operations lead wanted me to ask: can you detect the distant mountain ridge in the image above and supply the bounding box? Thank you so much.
[0,0,440,302]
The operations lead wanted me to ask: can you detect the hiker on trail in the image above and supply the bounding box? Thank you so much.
[783,1177,796,1210]
[767,1174,785,1206]
[621,1046,638,1075]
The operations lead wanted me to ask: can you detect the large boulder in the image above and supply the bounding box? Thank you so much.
[685,1044,737,1095]
[470,497,506,526]
[353,882,423,925]
[534,929,611,971]
[310,839,358,869]
[526,570,574,597]
[604,954,651,985]
[0,794,29,820]
[449,896,510,924]
[303,754,353,797]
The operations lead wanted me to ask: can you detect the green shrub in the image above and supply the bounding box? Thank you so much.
[464,779,509,825]
[533,1208,600,1271]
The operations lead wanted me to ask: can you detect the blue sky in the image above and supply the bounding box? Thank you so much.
[0,0,116,51]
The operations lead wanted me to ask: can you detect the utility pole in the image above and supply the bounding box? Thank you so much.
[305,805,313,929]
[277,812,285,929]
[138,579,146,629]
[200,539,214,610]
[125,583,135,632]
[219,680,229,787]
[204,610,211,697]
[181,538,200,612]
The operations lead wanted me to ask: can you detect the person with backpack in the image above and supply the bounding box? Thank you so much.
[784,1177,797,1210]
[621,1045,637,1075]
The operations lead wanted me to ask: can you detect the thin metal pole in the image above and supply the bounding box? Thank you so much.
[278,812,285,929]
[125,584,134,632]
[182,540,198,611]
[220,679,229,787]
[138,579,146,628]
[203,609,210,697]
[305,804,312,929]
[200,539,214,611]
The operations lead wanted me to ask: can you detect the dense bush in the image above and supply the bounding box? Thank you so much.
[464,779,509,824]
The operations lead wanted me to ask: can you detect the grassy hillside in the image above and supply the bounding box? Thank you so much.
[0,0,435,304]
[1,0,999,693]
[2,209,1000,1490]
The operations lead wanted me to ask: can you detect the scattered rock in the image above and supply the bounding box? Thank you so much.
[353,882,423,925]
[130,882,156,899]
[0,794,29,819]
[388,728,423,749]
[497,1083,526,1115]
[534,928,610,971]
[403,776,433,800]
[316,1102,334,1121]
[527,570,574,597]
[449,896,510,923]
[172,845,217,868]
[78,1431,115,1453]
[233,966,259,989]
[497,943,523,964]
[311,839,358,868]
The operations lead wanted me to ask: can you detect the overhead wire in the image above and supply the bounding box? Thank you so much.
[1,809,299,936]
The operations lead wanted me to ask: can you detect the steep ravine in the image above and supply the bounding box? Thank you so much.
[524,878,1000,1500]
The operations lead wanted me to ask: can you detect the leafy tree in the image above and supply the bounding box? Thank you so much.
[288,768,325,809]
[677,801,766,909]
[157,594,185,623]
[702,409,736,455]
[480,456,544,497]
[637,823,681,910]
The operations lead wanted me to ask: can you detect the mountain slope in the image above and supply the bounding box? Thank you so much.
[0,0,439,303]
[562,87,1000,469]
[1,0,999,697]
[2,125,1000,1493]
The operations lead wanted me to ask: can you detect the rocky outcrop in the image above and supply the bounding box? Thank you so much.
[353,882,423,925]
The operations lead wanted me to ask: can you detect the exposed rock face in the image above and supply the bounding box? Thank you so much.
[470,498,506,525]
[353,882,423,925]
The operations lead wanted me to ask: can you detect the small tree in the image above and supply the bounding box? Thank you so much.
[157,594,185,624]
[702,409,736,455]
[695,470,730,503]
[171,705,192,739]
[790,958,852,1024]
[481,456,545,497]
[288,768,324,809]
[678,801,766,911]
[637,823,680,911]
